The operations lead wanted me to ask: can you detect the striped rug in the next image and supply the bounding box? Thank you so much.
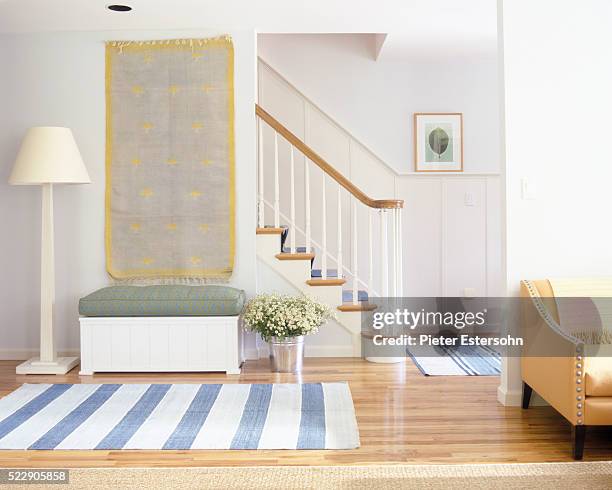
[0,383,359,450]
[408,345,501,376]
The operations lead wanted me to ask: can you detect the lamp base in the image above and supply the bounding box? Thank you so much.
[16,357,79,375]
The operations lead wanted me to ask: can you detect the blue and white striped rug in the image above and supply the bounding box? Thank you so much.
[408,344,501,376]
[0,383,359,450]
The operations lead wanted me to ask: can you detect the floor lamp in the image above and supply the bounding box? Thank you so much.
[9,127,91,375]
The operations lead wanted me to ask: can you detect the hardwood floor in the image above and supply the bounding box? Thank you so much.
[0,358,610,467]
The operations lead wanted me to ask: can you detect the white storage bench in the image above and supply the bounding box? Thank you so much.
[78,285,245,375]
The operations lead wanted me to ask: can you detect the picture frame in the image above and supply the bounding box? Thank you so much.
[414,113,463,172]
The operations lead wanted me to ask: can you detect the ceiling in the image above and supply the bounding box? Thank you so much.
[0,0,498,58]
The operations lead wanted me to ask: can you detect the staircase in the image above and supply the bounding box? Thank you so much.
[255,104,404,356]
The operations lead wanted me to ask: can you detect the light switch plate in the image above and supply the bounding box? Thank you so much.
[521,178,537,200]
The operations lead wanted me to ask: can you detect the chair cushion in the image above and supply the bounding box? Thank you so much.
[584,397,612,425]
[79,285,245,317]
[586,357,612,396]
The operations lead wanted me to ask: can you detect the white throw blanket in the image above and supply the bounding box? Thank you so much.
[548,278,612,344]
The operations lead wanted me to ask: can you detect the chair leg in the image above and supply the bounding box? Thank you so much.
[572,425,586,460]
[521,382,533,409]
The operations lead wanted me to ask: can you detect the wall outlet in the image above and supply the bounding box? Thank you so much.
[463,287,477,298]
[464,191,475,206]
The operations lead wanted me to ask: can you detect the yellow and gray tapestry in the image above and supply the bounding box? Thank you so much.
[105,37,235,281]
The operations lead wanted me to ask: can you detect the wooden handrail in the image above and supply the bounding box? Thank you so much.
[256,104,404,209]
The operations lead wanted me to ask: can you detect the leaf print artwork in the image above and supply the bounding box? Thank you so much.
[428,127,450,160]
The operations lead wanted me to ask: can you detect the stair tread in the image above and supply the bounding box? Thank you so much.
[338,303,377,312]
[306,278,346,286]
[275,252,315,260]
[256,227,284,234]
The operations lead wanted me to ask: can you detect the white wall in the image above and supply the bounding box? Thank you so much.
[0,30,257,358]
[258,33,500,174]
[498,0,612,404]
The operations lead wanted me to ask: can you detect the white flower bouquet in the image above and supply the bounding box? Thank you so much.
[243,293,334,341]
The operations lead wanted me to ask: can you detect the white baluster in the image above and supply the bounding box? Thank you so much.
[398,208,403,297]
[321,173,327,280]
[337,186,342,280]
[392,208,398,297]
[273,132,280,228]
[257,119,264,228]
[381,210,388,297]
[368,208,373,297]
[289,146,296,253]
[352,200,359,305]
[305,161,311,253]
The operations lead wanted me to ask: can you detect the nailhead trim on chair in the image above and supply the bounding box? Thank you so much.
[576,352,585,423]
[523,280,587,426]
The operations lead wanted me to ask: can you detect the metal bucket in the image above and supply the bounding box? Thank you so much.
[269,336,304,373]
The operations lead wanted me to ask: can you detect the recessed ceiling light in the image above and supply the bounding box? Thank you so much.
[107,4,133,12]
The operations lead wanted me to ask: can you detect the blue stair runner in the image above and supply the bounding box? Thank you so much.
[281,246,313,254]
[342,290,368,302]
[311,268,339,278]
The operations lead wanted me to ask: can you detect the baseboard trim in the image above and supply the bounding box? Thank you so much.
[255,344,356,359]
[305,345,356,357]
[243,347,260,361]
[2,346,357,362]
[0,350,80,361]
[497,385,522,406]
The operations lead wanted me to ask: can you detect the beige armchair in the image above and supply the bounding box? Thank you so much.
[521,279,612,459]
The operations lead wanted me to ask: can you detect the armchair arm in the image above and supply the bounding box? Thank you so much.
[520,280,585,426]
[521,280,584,346]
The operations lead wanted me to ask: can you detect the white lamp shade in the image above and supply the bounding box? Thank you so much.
[9,127,91,185]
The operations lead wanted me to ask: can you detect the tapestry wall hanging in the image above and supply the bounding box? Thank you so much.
[105,37,235,281]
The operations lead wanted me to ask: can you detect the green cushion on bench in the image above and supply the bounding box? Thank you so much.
[78,285,245,317]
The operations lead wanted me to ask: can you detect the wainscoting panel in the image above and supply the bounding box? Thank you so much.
[443,179,487,297]
[397,178,443,296]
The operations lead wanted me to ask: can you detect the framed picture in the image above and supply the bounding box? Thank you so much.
[414,113,463,172]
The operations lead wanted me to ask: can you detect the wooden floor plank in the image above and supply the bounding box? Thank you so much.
[0,358,610,467]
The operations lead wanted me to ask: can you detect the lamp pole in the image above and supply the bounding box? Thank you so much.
[39,182,56,364]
